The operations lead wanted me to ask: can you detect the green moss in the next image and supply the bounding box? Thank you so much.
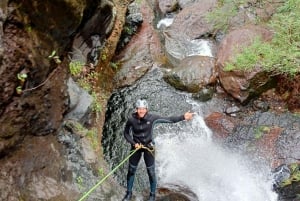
[69,61,84,76]
[254,125,270,139]
[86,127,98,149]
[281,163,300,187]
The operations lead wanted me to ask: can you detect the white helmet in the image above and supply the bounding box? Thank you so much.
[135,99,148,109]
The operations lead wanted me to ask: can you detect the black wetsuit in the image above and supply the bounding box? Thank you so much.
[123,112,185,195]
[124,112,185,147]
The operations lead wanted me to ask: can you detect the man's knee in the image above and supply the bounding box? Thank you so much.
[127,163,137,177]
[146,165,156,181]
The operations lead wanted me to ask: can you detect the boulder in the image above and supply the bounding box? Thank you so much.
[204,112,236,139]
[216,25,275,103]
[163,55,216,93]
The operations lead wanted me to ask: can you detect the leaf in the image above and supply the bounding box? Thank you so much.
[16,86,23,94]
[17,73,28,81]
[48,50,56,58]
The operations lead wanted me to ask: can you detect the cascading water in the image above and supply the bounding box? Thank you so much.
[155,114,278,201]
[151,17,277,200]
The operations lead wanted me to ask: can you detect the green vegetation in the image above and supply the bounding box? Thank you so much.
[98,167,105,177]
[110,62,120,70]
[66,121,99,150]
[70,121,99,150]
[206,0,247,31]
[86,127,99,149]
[25,24,32,33]
[16,86,23,95]
[76,176,84,190]
[69,60,84,76]
[91,91,102,113]
[77,71,98,91]
[222,0,300,76]
[281,163,300,187]
[17,73,27,82]
[101,53,107,61]
[48,50,61,64]
[68,59,105,113]
[254,125,270,139]
[123,26,133,35]
[16,73,28,94]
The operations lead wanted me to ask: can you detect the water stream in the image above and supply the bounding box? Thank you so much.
[155,114,278,201]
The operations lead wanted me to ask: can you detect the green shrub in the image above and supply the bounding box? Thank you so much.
[225,0,300,76]
[281,163,300,187]
[69,61,84,76]
[206,0,247,31]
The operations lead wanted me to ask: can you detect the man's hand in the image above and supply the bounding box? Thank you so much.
[184,111,196,121]
[134,143,142,149]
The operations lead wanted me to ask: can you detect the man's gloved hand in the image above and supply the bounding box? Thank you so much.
[134,143,142,149]
[184,111,196,120]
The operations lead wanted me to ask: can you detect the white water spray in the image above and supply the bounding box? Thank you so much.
[155,115,278,201]
[157,18,174,29]
[185,39,214,58]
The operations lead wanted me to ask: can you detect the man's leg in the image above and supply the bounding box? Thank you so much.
[122,149,141,201]
[146,165,156,201]
[126,163,137,192]
[144,150,156,201]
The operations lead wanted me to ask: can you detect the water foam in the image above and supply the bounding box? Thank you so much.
[157,18,174,29]
[155,115,278,201]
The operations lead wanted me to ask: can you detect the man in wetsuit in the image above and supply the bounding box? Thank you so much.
[122,99,194,201]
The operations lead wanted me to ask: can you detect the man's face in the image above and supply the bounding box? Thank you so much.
[136,107,147,118]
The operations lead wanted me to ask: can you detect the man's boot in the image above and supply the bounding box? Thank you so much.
[149,192,155,201]
[122,191,132,201]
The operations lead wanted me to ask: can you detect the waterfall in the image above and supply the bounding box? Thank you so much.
[187,39,214,58]
[157,17,174,29]
[155,115,278,201]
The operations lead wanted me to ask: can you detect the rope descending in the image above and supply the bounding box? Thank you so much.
[77,145,154,201]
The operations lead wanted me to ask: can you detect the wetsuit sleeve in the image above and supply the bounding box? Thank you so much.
[153,114,185,123]
[123,120,135,146]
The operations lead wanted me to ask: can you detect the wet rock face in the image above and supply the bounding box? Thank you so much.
[276,74,300,113]
[0,0,130,199]
[163,55,216,93]
[158,0,179,15]
[273,164,300,201]
[113,1,163,88]
[167,0,217,40]
[12,0,86,46]
[0,0,94,155]
[0,135,78,201]
[224,111,300,167]
[204,112,236,139]
[72,0,116,65]
[0,21,69,156]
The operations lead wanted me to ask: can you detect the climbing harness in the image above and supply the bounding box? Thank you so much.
[77,145,154,201]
